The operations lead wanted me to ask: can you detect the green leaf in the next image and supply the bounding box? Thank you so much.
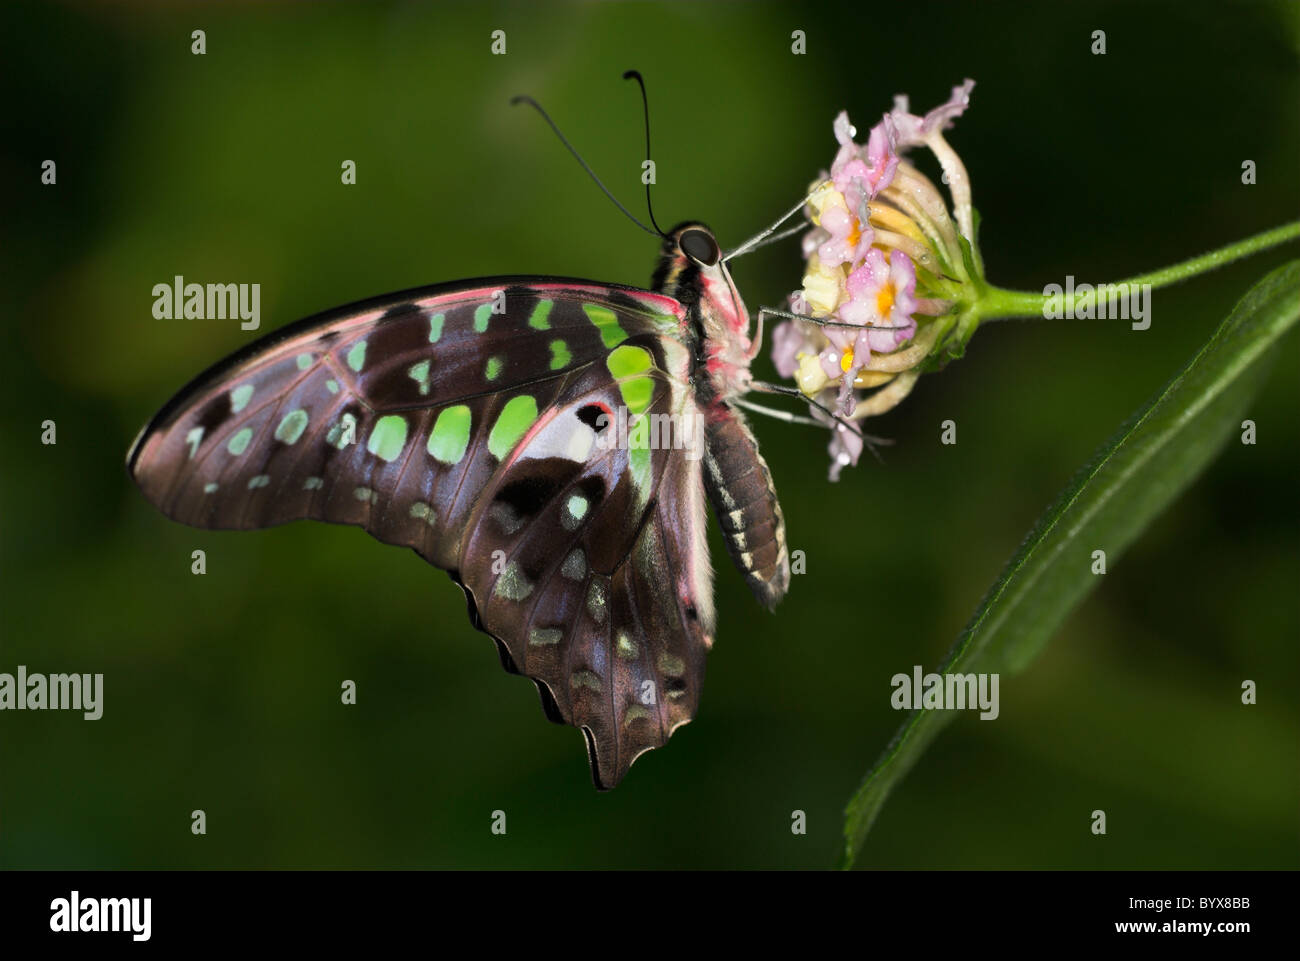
[956,231,980,284]
[840,262,1300,869]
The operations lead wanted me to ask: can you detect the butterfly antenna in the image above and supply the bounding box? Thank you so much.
[622,70,667,238]
[511,93,661,238]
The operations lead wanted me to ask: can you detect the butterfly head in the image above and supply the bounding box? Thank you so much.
[652,222,754,397]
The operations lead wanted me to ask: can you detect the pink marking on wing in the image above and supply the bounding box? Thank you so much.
[621,289,688,318]
[528,284,686,320]
[411,287,511,311]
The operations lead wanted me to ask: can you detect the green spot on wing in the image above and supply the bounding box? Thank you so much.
[347,340,367,372]
[658,652,686,676]
[630,444,652,495]
[474,303,493,332]
[566,493,588,521]
[587,580,607,622]
[548,339,571,371]
[627,412,651,450]
[227,427,253,456]
[274,409,309,445]
[485,355,503,381]
[326,413,357,449]
[584,303,626,348]
[367,415,409,462]
[606,344,654,378]
[487,395,538,460]
[620,376,655,414]
[428,312,445,343]
[408,359,431,395]
[628,415,652,500]
[427,405,471,464]
[296,353,312,370]
[230,384,254,413]
[608,345,657,414]
[494,561,533,601]
[529,299,554,330]
[561,549,586,580]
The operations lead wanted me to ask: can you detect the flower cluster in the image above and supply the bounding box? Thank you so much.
[771,80,980,479]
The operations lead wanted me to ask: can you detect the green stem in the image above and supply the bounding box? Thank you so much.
[974,220,1300,321]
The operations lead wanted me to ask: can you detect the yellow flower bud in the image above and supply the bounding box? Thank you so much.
[794,352,830,397]
[801,255,843,317]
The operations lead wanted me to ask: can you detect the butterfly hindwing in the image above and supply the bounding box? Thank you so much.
[457,342,714,787]
[129,277,711,786]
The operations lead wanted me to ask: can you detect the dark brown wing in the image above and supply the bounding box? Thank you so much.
[128,278,713,786]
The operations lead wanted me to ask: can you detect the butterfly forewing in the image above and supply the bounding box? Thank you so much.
[128,277,711,786]
[131,281,675,524]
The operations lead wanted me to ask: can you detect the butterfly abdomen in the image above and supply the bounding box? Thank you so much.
[701,406,790,610]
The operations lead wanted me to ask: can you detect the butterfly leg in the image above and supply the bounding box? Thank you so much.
[734,394,898,456]
[746,380,892,457]
[732,396,822,428]
[757,305,912,332]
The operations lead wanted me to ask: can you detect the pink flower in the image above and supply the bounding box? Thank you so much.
[827,418,863,482]
[864,117,900,193]
[803,178,872,271]
[771,318,818,379]
[811,317,868,416]
[815,192,874,268]
[840,247,919,350]
[831,112,899,213]
[777,80,979,477]
[809,397,864,482]
[808,248,917,415]
[801,225,829,260]
[889,79,975,150]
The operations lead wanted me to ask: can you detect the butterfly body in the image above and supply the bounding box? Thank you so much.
[129,222,788,787]
[651,227,792,612]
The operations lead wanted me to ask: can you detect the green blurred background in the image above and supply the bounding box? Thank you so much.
[2,1,1298,869]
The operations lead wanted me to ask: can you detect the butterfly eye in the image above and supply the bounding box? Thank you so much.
[679,228,720,267]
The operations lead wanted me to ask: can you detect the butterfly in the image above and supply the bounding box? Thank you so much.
[126,79,846,789]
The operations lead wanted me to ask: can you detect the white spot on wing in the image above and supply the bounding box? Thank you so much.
[516,408,597,463]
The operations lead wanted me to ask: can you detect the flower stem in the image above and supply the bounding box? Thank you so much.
[974,220,1300,321]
